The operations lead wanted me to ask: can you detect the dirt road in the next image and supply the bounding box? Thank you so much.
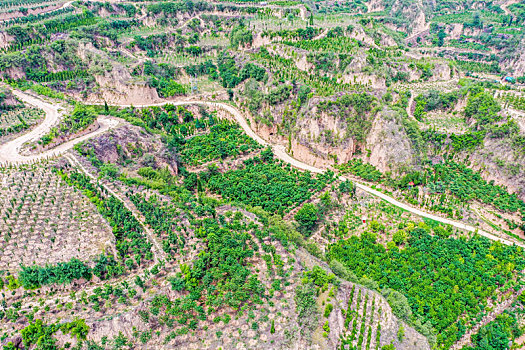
[0,90,119,165]
[2,90,523,248]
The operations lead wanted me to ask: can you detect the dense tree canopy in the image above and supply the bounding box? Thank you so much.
[327,228,525,348]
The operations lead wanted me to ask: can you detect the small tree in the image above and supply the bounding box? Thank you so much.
[229,24,253,49]
[294,203,319,237]
[392,230,408,245]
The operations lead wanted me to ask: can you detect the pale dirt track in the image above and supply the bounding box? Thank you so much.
[0,90,118,165]
[1,89,523,248]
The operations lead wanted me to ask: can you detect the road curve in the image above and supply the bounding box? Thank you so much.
[86,100,525,248]
[2,90,523,247]
[0,90,119,165]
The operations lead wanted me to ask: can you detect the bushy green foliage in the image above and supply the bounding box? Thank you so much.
[382,288,412,320]
[455,60,501,74]
[466,311,522,350]
[147,0,213,16]
[19,258,92,289]
[18,318,89,349]
[150,78,187,97]
[26,69,88,82]
[414,90,460,114]
[327,229,525,348]
[230,24,253,48]
[217,51,241,88]
[184,60,218,78]
[449,130,486,151]
[262,26,318,40]
[428,162,525,213]
[464,91,501,130]
[324,303,334,318]
[40,104,96,146]
[142,216,265,331]
[239,63,267,82]
[336,159,383,182]
[205,156,333,215]
[6,11,96,47]
[294,203,319,236]
[267,85,291,105]
[130,194,187,256]
[329,259,358,282]
[283,36,358,53]
[302,265,337,287]
[177,120,261,166]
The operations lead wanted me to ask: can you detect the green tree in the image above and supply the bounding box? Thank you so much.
[392,230,408,245]
[294,203,319,236]
[229,24,253,48]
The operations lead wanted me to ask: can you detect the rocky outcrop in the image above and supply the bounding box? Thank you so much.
[77,123,178,174]
[366,108,416,173]
[468,136,525,201]
[77,41,160,105]
[91,73,160,105]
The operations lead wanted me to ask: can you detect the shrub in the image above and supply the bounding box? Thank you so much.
[324,303,334,318]
[294,203,319,237]
[329,259,358,282]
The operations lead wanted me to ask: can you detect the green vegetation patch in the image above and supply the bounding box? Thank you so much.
[464,310,523,350]
[328,228,525,348]
[429,161,525,213]
[205,151,335,215]
[336,159,383,182]
[178,120,262,166]
[3,319,89,350]
[57,169,153,267]
[40,105,97,146]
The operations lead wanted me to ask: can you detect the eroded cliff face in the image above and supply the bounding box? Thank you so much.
[468,136,525,201]
[90,72,160,105]
[365,108,416,173]
[236,87,418,175]
[502,37,525,76]
[77,41,160,105]
[78,123,178,174]
[244,93,417,174]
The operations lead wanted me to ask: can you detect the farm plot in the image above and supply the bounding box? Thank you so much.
[0,107,45,142]
[0,163,115,271]
[155,50,218,67]
[339,285,386,350]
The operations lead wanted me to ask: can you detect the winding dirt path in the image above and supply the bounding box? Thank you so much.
[2,89,523,248]
[0,90,118,165]
[500,0,519,15]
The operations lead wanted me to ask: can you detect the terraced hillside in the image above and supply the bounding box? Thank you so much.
[0,0,524,349]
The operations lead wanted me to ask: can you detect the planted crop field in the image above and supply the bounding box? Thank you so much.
[0,0,525,347]
[0,163,115,271]
[340,286,386,350]
[0,107,44,141]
